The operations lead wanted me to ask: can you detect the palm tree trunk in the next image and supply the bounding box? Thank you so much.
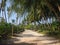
[4,8,7,23]
[12,25,13,36]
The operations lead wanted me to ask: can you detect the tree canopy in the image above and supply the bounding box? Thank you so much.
[8,0,60,23]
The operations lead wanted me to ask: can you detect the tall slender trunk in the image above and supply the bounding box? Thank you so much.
[12,25,13,36]
[16,14,18,33]
[4,8,7,23]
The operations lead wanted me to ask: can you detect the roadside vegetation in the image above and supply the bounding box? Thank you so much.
[0,22,24,43]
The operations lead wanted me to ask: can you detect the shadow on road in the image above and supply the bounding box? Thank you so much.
[13,34,39,37]
[0,42,37,45]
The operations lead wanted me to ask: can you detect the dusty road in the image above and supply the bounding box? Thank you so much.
[6,29,60,45]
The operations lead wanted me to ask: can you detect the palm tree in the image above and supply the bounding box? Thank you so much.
[12,19,15,36]
[1,0,7,22]
[0,3,1,13]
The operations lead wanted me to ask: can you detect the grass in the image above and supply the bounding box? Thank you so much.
[37,30,60,39]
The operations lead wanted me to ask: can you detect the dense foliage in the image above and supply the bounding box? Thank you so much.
[0,22,24,42]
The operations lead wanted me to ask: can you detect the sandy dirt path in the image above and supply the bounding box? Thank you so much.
[6,29,60,45]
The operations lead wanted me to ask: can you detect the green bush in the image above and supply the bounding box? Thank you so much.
[37,22,60,38]
[0,22,25,41]
[0,23,12,40]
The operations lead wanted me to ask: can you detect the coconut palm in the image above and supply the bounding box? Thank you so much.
[1,0,7,22]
